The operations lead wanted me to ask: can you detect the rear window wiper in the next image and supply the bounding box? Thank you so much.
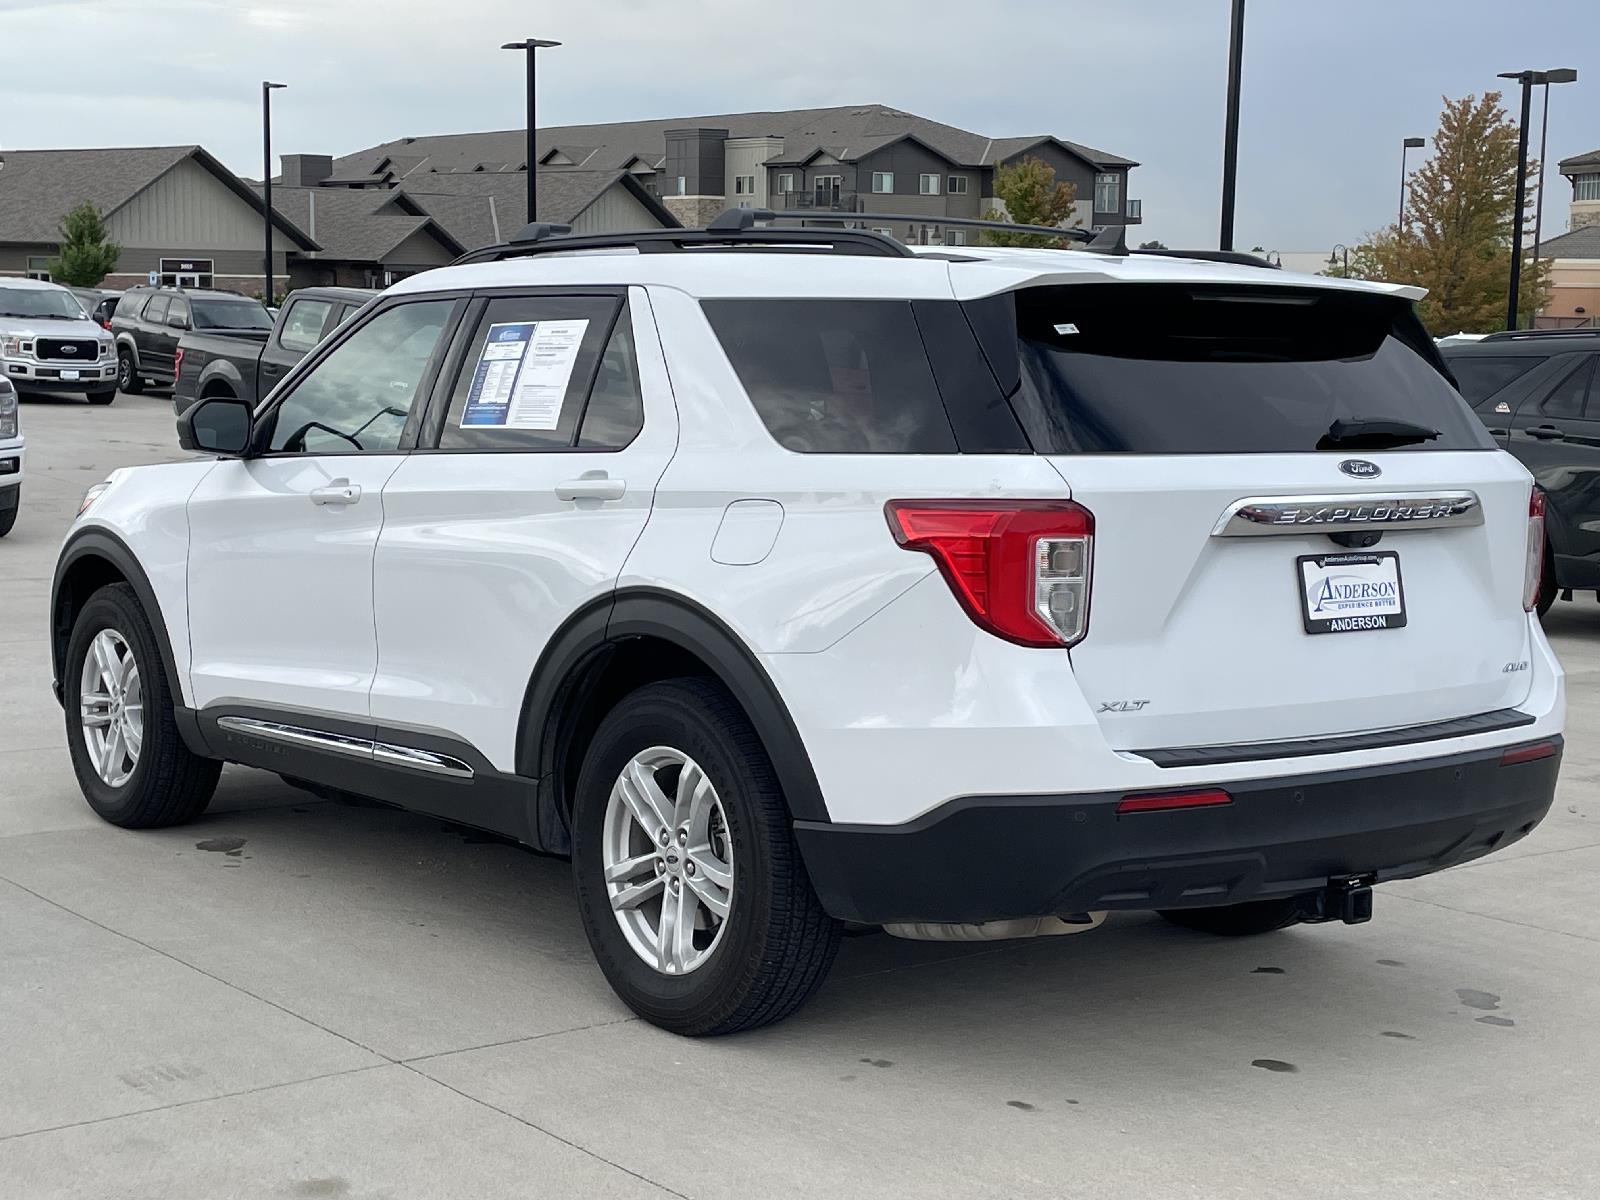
[1317,417,1440,450]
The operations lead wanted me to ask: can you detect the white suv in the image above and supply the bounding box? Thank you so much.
[50,216,1565,1035]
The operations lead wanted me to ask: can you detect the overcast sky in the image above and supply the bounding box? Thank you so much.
[3,0,1597,252]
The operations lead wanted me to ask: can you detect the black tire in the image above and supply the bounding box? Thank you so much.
[117,348,144,394]
[1158,897,1305,936]
[86,388,116,406]
[63,582,220,828]
[571,678,841,1036]
[0,489,16,538]
[1535,541,1557,617]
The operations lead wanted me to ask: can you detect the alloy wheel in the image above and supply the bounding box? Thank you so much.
[79,629,142,788]
[602,746,735,975]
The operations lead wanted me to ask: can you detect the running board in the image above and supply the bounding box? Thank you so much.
[214,716,474,779]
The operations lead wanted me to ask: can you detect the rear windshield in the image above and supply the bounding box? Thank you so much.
[192,299,273,331]
[985,284,1494,454]
[1443,353,1547,405]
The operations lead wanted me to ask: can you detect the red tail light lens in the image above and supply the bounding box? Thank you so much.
[1524,488,1546,613]
[173,348,185,377]
[1116,788,1233,814]
[885,499,1093,647]
[1500,740,1558,766]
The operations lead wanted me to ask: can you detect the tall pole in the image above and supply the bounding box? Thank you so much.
[1506,74,1533,331]
[502,39,561,229]
[1397,137,1425,234]
[1531,81,1550,268]
[262,81,285,307]
[1218,0,1245,250]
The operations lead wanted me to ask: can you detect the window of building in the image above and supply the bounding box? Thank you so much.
[676,176,687,196]
[947,175,968,195]
[1576,173,1600,202]
[871,227,894,236]
[734,175,756,195]
[158,257,215,288]
[871,172,894,193]
[264,300,456,455]
[1094,173,1121,214]
[776,173,794,193]
[812,175,843,207]
[25,256,52,281]
[944,229,966,247]
[919,174,940,195]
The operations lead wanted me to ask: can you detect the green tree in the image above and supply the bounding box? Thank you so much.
[48,203,122,287]
[978,156,1078,247]
[1138,239,1168,250]
[1335,93,1546,333]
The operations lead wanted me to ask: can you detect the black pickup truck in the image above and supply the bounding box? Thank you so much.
[172,286,375,415]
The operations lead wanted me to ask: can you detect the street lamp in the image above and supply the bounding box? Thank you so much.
[1218,0,1246,251]
[1398,136,1425,231]
[1531,68,1578,270]
[1499,69,1577,330]
[1329,243,1351,276]
[261,81,286,307]
[501,37,562,226]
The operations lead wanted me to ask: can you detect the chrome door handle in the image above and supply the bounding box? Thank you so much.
[309,481,361,506]
[556,476,626,502]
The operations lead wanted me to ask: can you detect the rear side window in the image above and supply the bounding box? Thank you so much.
[114,293,148,320]
[142,295,169,324]
[1539,358,1596,419]
[981,284,1494,454]
[1446,354,1548,405]
[704,299,957,453]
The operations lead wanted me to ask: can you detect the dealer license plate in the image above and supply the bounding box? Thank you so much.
[60,369,79,381]
[1296,551,1406,634]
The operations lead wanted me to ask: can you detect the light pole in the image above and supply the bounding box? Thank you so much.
[262,81,286,306]
[1498,69,1576,329]
[1218,0,1245,251]
[1531,68,1578,270]
[501,37,562,226]
[1329,243,1351,277]
[1398,136,1425,231]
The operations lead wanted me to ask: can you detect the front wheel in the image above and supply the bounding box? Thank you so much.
[571,679,841,1036]
[0,487,16,538]
[1158,897,1304,936]
[117,349,144,394]
[64,582,220,827]
[86,388,116,406]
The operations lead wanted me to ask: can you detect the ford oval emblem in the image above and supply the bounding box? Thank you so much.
[1339,459,1381,479]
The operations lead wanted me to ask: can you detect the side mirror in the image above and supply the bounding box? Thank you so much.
[177,395,253,456]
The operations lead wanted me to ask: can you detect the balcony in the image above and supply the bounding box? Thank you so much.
[779,191,862,213]
[1125,198,1143,223]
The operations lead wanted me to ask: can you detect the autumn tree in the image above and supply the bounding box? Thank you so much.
[1138,239,1168,250]
[979,156,1078,247]
[48,204,122,287]
[1337,93,1545,333]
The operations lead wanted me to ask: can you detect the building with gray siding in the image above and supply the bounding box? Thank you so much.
[332,103,1142,245]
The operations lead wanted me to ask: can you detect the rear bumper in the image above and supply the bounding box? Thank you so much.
[794,738,1562,925]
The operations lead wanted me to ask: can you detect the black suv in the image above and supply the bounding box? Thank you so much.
[110,287,273,394]
[1442,328,1600,613]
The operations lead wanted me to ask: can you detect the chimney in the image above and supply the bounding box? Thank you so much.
[281,153,333,187]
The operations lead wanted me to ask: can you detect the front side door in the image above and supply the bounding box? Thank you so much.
[1507,352,1600,576]
[370,287,678,770]
[185,297,461,717]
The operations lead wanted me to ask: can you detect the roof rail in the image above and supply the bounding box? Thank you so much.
[1129,248,1281,269]
[1481,326,1600,341]
[454,210,912,264]
[776,208,1096,245]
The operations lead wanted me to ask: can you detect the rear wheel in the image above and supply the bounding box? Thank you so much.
[1158,897,1304,936]
[117,349,143,394]
[64,582,220,827]
[571,678,841,1036]
[1535,542,1557,617]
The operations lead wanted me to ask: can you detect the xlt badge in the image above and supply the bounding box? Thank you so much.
[1098,700,1150,713]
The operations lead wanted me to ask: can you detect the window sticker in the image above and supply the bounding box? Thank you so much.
[460,319,589,430]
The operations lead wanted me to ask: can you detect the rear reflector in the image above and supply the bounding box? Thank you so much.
[1525,488,1546,612]
[1500,741,1558,766]
[1116,788,1233,814]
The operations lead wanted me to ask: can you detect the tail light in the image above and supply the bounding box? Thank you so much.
[1524,487,1546,612]
[885,499,1093,647]
[174,348,185,377]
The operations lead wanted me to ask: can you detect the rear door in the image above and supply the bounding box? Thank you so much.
[136,294,169,372]
[369,287,678,769]
[1507,353,1600,573]
[975,281,1536,752]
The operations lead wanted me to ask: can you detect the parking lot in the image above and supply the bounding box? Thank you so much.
[2,389,1598,1199]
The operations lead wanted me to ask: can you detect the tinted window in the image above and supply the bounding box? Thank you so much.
[192,298,273,331]
[1446,354,1548,405]
[438,295,619,451]
[142,295,169,324]
[167,297,190,328]
[705,299,957,453]
[1539,358,1595,419]
[263,300,455,454]
[114,293,149,320]
[577,310,645,450]
[991,284,1493,454]
[279,299,334,353]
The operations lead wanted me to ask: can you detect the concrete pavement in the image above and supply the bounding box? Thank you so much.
[2,390,1598,1198]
